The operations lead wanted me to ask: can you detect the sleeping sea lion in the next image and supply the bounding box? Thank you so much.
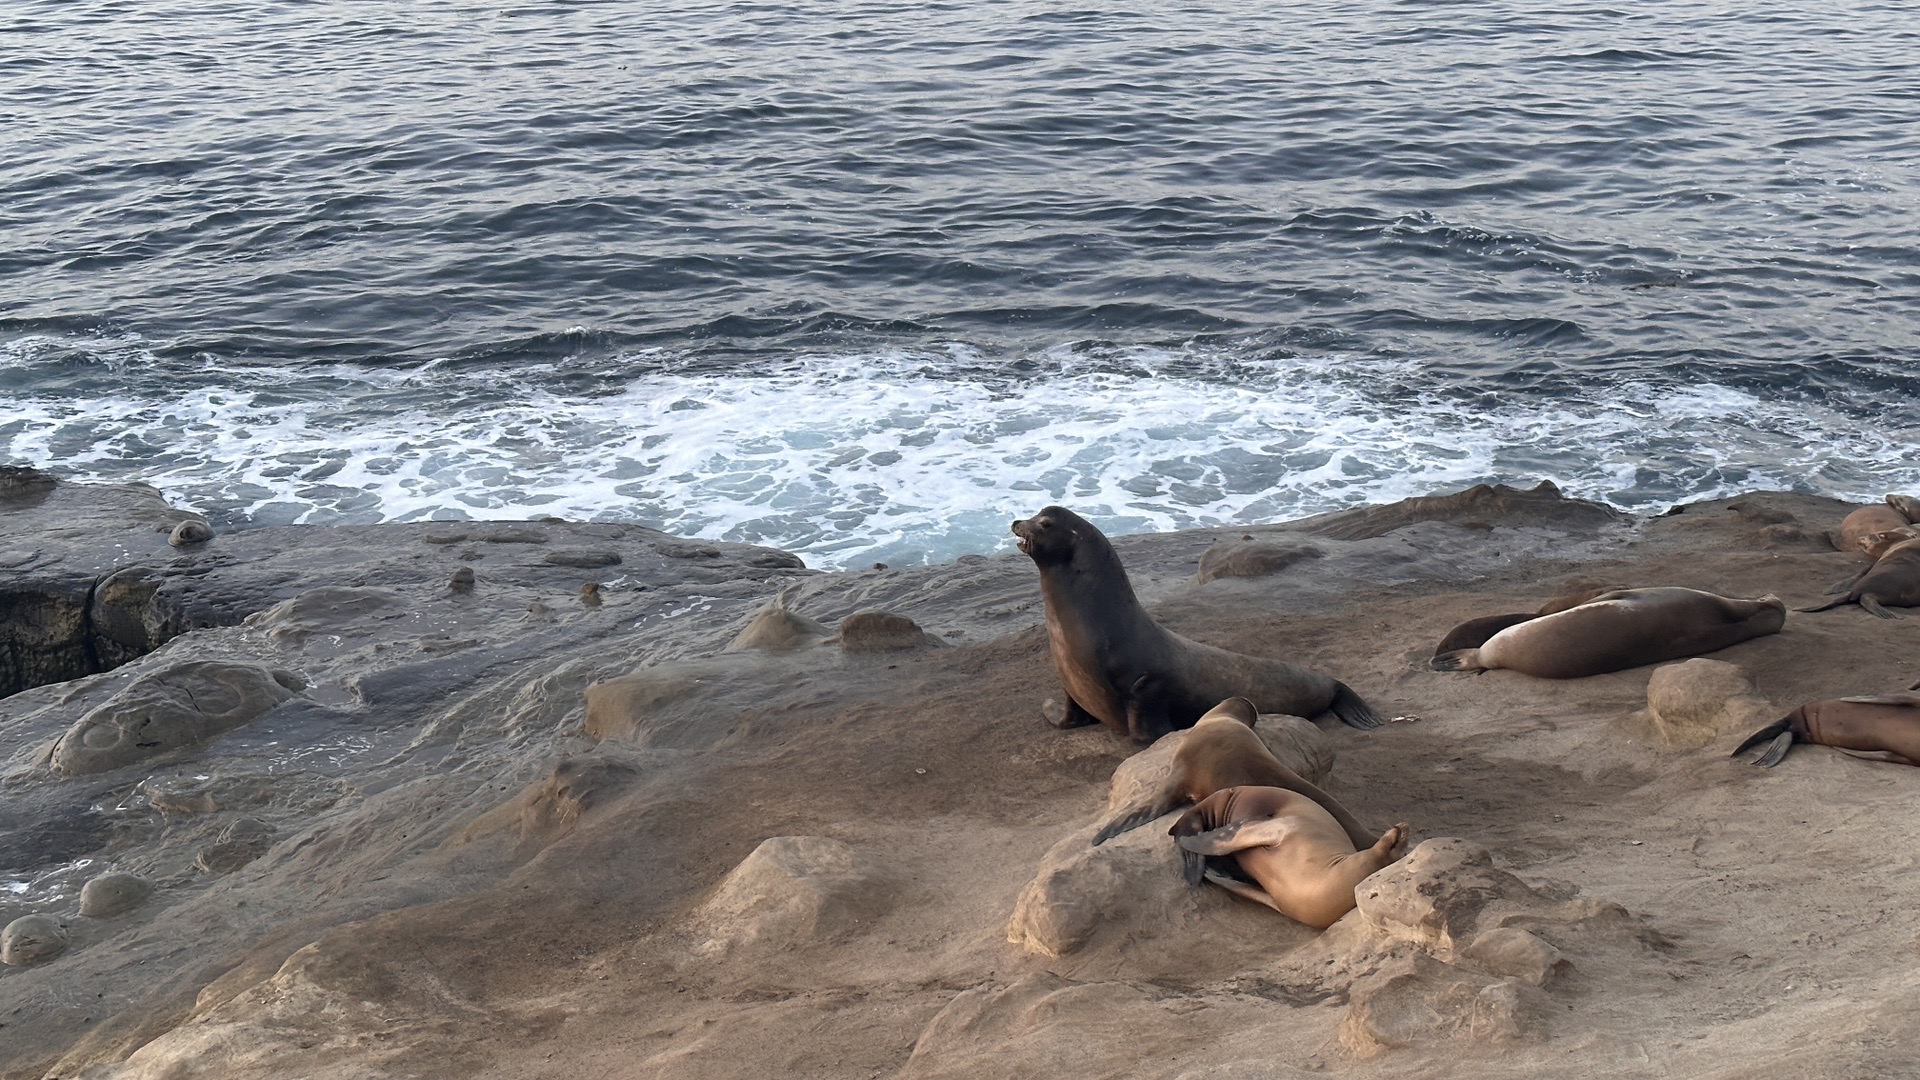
[1171,785,1409,930]
[1799,537,1920,619]
[1733,693,1920,767]
[1832,503,1909,553]
[1431,585,1617,655]
[1431,587,1786,678]
[1887,493,1920,523]
[1092,697,1376,848]
[1011,506,1381,742]
[1860,525,1920,560]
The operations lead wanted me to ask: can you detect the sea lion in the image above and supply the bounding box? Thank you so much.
[1431,585,1617,655]
[1733,693,1920,767]
[1799,537,1920,619]
[1887,493,1920,523]
[1431,587,1786,678]
[1093,697,1376,848]
[1171,785,1409,930]
[1011,506,1381,742]
[1833,503,1910,553]
[168,520,213,546]
[1861,525,1920,560]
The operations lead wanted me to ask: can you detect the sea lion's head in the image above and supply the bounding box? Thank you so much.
[1861,525,1920,560]
[1885,493,1920,523]
[1194,697,1259,727]
[1011,506,1089,564]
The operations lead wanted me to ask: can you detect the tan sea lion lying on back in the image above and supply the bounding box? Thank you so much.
[1171,785,1408,930]
[1093,697,1377,848]
[1432,587,1785,678]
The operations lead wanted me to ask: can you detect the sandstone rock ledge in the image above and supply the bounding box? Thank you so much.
[4,474,1920,1080]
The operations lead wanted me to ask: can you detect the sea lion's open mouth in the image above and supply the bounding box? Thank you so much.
[1011,520,1032,554]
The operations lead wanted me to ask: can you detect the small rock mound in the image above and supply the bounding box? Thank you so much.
[462,756,640,848]
[2,914,69,966]
[1645,659,1775,749]
[1195,539,1325,584]
[724,589,829,652]
[79,872,153,918]
[48,661,304,777]
[837,609,945,652]
[582,665,706,742]
[696,836,891,954]
[248,586,402,644]
[195,817,277,874]
[1340,951,1547,1057]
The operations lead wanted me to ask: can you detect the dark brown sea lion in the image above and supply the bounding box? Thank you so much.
[1430,585,1617,655]
[1092,697,1376,848]
[1832,503,1909,553]
[1011,506,1381,742]
[1887,493,1920,523]
[1733,693,1920,767]
[1799,537,1920,619]
[1171,785,1409,930]
[1431,587,1786,678]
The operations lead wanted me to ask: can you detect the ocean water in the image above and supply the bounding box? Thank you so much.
[5,0,1919,567]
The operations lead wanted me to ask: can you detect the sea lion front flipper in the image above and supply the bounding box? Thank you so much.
[1858,594,1903,620]
[1328,681,1383,730]
[1201,870,1284,912]
[1837,692,1920,707]
[1430,648,1487,672]
[1432,612,1536,655]
[1049,696,1101,729]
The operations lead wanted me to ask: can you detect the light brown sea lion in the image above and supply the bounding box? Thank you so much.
[1733,693,1920,767]
[1092,697,1376,848]
[168,520,213,547]
[1860,525,1920,560]
[1431,587,1786,678]
[1011,506,1381,742]
[1171,785,1409,930]
[1800,537,1920,619]
[1833,504,1910,553]
[1887,494,1920,523]
[1430,585,1617,655]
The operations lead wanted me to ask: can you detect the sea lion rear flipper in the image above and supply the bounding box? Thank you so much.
[1794,597,1848,614]
[1838,692,1920,707]
[1328,681,1383,730]
[1731,718,1795,767]
[1173,817,1290,856]
[1092,786,1180,847]
[1201,870,1283,912]
[1858,594,1903,620]
[1430,648,1486,672]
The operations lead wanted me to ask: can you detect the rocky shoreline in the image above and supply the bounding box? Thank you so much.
[4,467,1917,1079]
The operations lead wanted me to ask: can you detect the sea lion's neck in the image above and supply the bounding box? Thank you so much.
[1037,543,1145,615]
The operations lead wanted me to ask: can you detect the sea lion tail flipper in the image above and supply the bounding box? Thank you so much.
[1328,681,1383,729]
[1092,791,1178,846]
[1858,594,1903,620]
[1174,818,1290,856]
[1429,649,1486,672]
[1793,597,1848,614]
[1731,718,1792,765]
[1751,730,1797,768]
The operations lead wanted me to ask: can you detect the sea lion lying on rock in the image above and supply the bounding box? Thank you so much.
[1832,502,1911,553]
[1733,693,1920,767]
[1011,505,1381,742]
[1800,537,1920,619]
[1171,785,1409,930]
[1431,587,1785,679]
[1094,697,1377,848]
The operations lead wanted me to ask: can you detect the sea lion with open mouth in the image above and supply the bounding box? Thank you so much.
[1011,506,1382,742]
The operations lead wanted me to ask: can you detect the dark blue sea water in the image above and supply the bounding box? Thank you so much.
[5,0,1919,566]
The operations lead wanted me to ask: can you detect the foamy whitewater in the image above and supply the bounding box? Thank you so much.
[7,0,1920,566]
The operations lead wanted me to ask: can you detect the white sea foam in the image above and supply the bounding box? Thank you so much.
[4,335,1917,567]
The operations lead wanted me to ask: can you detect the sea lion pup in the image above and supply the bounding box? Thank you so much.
[1832,502,1910,553]
[1733,693,1920,767]
[1010,506,1381,742]
[1431,587,1786,678]
[1800,537,1920,619]
[1430,585,1616,655]
[1092,697,1377,848]
[1170,785,1409,930]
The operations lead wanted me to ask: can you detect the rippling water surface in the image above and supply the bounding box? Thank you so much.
[6,0,1919,564]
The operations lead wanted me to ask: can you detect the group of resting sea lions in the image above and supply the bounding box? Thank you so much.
[1008,495,1920,931]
